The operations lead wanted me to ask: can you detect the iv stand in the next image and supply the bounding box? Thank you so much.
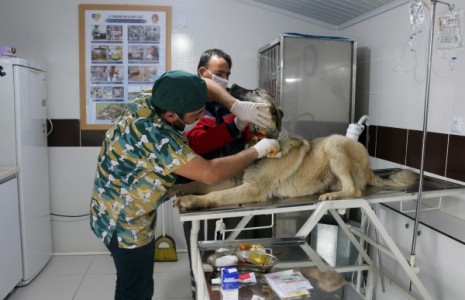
[409,0,454,292]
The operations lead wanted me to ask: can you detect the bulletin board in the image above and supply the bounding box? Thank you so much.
[79,4,172,130]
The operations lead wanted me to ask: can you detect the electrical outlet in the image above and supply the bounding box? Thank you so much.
[451,117,463,133]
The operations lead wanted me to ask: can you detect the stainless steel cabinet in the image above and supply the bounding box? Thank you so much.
[259,33,357,140]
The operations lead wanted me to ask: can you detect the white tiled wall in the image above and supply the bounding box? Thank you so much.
[341,3,465,299]
[342,1,465,212]
[48,147,105,253]
[341,2,465,135]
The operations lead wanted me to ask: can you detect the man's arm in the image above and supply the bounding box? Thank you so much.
[174,138,279,184]
[203,77,235,110]
[174,148,256,184]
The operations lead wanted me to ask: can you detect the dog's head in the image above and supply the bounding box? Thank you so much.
[230,84,284,144]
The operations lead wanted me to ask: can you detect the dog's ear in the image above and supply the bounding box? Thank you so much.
[279,107,284,118]
[276,107,284,132]
[229,83,252,101]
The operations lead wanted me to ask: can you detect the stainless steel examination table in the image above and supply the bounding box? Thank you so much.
[178,169,465,300]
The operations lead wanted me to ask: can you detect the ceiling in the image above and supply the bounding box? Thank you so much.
[236,0,409,30]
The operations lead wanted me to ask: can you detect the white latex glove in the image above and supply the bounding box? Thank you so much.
[252,138,280,158]
[230,99,271,128]
[234,117,248,131]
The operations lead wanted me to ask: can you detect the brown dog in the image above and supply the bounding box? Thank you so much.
[174,84,418,212]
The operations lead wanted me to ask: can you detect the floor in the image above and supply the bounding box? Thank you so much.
[5,252,193,300]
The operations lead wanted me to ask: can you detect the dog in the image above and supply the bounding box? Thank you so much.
[173,84,418,212]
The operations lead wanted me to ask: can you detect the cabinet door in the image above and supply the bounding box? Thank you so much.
[0,177,23,299]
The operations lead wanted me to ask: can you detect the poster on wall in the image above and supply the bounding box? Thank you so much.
[79,4,172,130]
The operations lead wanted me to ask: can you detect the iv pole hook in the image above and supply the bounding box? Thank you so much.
[434,0,455,10]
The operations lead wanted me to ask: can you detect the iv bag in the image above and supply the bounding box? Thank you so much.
[437,9,463,51]
[410,0,425,36]
[437,9,463,69]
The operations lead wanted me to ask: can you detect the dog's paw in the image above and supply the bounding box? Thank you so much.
[300,268,346,292]
[318,193,336,201]
[173,195,197,212]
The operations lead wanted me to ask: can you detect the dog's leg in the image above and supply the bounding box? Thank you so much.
[319,172,361,200]
[174,182,267,212]
[319,155,362,201]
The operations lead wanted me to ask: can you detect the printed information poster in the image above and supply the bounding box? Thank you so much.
[79,5,171,129]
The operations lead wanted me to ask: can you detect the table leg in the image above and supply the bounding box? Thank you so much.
[189,220,206,300]
[358,201,433,300]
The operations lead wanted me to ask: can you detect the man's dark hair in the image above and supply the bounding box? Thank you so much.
[197,48,232,71]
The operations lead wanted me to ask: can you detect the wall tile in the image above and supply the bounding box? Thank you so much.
[47,119,106,147]
[47,119,80,147]
[81,130,106,147]
[426,87,453,134]
[407,130,447,176]
[366,125,377,157]
[375,126,407,165]
[447,135,465,182]
[377,91,412,129]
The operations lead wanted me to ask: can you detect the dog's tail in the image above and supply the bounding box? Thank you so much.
[370,169,419,189]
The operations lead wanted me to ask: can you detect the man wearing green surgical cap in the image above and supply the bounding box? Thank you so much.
[90,70,280,300]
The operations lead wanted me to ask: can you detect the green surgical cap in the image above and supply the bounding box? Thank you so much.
[150,70,207,114]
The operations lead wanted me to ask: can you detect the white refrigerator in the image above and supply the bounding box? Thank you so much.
[0,58,52,285]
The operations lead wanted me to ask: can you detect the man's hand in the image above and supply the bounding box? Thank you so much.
[230,99,271,128]
[252,138,280,158]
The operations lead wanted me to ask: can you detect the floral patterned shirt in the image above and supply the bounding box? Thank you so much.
[90,92,196,249]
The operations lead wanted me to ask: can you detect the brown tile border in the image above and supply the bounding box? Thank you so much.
[47,119,106,147]
[81,130,106,147]
[373,125,464,182]
[407,130,447,177]
[374,126,407,165]
[366,125,377,157]
[447,135,465,182]
[47,119,81,147]
[47,119,465,182]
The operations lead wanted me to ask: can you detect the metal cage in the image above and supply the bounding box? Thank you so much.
[258,33,357,140]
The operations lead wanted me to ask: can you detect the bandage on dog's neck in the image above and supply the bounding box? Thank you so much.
[246,123,280,148]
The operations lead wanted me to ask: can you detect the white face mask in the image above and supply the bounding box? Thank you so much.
[183,119,199,133]
[175,114,199,133]
[211,74,229,89]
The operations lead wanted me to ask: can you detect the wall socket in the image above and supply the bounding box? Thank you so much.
[451,117,463,133]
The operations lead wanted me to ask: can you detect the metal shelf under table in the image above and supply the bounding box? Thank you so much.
[198,237,364,300]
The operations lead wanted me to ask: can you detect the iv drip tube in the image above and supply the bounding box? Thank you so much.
[357,115,369,126]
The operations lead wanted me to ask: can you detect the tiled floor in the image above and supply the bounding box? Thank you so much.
[5,253,193,300]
